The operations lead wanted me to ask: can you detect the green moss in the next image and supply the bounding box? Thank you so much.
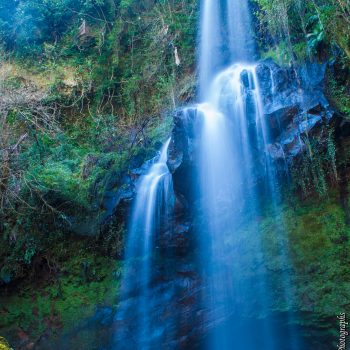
[0,239,121,342]
[261,40,308,65]
[283,197,350,315]
[51,255,121,329]
[227,190,350,319]
[263,193,349,316]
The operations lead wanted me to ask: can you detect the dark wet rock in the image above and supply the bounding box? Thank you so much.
[169,107,198,211]
[69,173,136,236]
[254,61,334,162]
[240,69,250,88]
[107,257,204,350]
[269,104,332,162]
[160,222,194,257]
[168,108,195,173]
[266,143,287,161]
[266,106,300,139]
[92,307,114,326]
[168,61,335,180]
[69,150,160,236]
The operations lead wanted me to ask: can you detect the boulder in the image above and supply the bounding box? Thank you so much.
[255,61,334,161]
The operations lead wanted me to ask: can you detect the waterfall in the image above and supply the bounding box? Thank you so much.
[226,0,256,62]
[198,0,256,99]
[114,1,303,349]
[198,0,221,98]
[196,64,277,350]
[115,138,174,349]
[195,1,302,349]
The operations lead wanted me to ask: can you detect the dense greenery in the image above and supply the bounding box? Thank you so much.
[254,0,350,62]
[233,190,350,317]
[0,235,121,347]
[0,0,197,284]
[0,1,198,343]
[254,0,350,118]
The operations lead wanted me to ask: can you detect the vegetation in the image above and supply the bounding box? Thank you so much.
[0,0,197,346]
[289,125,338,197]
[254,0,350,62]
[0,0,197,282]
[254,0,350,118]
[0,337,11,350]
[237,190,350,315]
[0,235,121,347]
[252,0,350,321]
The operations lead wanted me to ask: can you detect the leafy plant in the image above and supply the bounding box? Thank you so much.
[306,15,325,54]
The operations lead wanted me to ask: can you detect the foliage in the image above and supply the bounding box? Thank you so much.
[0,0,198,118]
[283,193,350,320]
[290,125,338,197]
[217,188,349,328]
[0,236,121,344]
[255,0,350,63]
[0,0,196,289]
[327,64,350,117]
[306,14,325,55]
[0,0,116,54]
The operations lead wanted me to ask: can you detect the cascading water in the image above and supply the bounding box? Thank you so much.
[115,138,174,349]
[195,0,302,349]
[198,0,222,98]
[196,65,276,350]
[198,0,256,99]
[114,1,303,349]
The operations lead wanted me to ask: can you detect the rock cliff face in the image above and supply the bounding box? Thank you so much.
[162,61,341,348]
[258,61,333,161]
[37,61,342,350]
[76,61,337,237]
[169,61,334,195]
[109,61,340,348]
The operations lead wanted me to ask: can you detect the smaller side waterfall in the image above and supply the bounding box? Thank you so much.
[115,138,174,349]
